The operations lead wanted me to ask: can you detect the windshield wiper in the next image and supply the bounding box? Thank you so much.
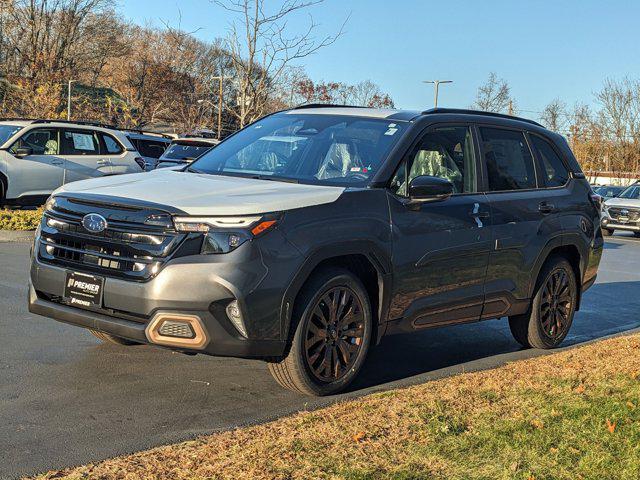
[249,174,299,184]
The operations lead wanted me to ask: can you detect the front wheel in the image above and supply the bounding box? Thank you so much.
[509,256,578,349]
[634,232,640,238]
[268,268,373,396]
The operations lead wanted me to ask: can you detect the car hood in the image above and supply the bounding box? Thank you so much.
[53,169,346,216]
[604,197,640,208]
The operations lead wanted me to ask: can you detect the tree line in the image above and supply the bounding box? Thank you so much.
[472,72,640,179]
[0,0,393,135]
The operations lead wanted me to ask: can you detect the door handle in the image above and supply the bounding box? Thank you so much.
[539,202,555,214]
[97,159,110,165]
[50,159,63,165]
[470,210,490,218]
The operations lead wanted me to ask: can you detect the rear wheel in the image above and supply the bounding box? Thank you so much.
[509,256,578,349]
[268,268,372,396]
[602,228,614,236]
[634,232,640,238]
[89,330,138,346]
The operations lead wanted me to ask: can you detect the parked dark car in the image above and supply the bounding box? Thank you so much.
[123,131,172,170]
[28,106,603,396]
[593,184,625,199]
[155,137,219,169]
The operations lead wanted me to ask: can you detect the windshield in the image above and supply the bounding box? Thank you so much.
[0,124,23,145]
[161,142,213,161]
[618,184,640,200]
[188,114,407,186]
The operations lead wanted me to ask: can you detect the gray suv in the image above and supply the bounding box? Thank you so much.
[28,106,603,395]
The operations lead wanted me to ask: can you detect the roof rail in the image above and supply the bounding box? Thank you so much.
[421,108,543,127]
[292,103,369,110]
[31,119,117,129]
[0,117,39,122]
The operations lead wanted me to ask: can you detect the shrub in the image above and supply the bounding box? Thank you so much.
[0,208,44,231]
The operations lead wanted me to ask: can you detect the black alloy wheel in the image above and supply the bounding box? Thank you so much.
[304,286,365,383]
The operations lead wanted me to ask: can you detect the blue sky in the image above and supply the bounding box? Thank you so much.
[121,0,640,117]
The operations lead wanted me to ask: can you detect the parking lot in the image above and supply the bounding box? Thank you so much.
[1,233,639,479]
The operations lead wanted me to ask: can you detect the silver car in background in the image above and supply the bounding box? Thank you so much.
[0,119,144,206]
[601,181,640,236]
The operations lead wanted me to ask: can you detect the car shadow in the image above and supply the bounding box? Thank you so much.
[350,280,640,392]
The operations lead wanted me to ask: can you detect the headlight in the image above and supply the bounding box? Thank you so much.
[44,195,56,212]
[173,214,281,254]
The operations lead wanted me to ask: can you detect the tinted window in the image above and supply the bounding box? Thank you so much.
[391,126,476,195]
[137,139,169,158]
[10,128,59,155]
[532,135,569,187]
[61,129,99,155]
[102,133,123,154]
[481,127,536,191]
[190,114,407,187]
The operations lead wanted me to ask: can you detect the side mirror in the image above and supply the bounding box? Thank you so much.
[408,175,454,203]
[14,147,33,158]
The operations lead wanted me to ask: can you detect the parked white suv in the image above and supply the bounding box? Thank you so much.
[601,181,640,237]
[0,119,144,206]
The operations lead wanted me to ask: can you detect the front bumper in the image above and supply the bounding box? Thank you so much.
[601,216,640,232]
[28,237,296,358]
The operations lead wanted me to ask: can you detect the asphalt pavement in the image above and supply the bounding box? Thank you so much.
[1,233,639,479]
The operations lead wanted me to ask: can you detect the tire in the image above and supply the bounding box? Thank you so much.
[508,256,578,349]
[634,232,640,238]
[268,267,373,396]
[601,228,614,237]
[0,177,5,208]
[89,329,138,346]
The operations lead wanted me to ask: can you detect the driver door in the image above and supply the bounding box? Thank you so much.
[6,128,65,199]
[388,124,492,328]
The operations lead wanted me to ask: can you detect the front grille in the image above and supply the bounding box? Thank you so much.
[37,196,187,281]
[608,207,640,222]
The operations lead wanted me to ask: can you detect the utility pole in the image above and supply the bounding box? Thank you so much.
[508,100,514,115]
[423,80,453,108]
[67,80,75,120]
[212,75,224,140]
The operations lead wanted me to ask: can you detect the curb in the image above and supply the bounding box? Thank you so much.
[0,230,35,242]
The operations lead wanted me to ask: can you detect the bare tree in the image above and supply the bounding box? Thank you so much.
[540,98,567,132]
[595,77,640,178]
[472,72,514,113]
[213,0,345,127]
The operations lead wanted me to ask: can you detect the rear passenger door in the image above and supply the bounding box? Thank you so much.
[388,124,492,328]
[60,128,111,183]
[479,126,559,318]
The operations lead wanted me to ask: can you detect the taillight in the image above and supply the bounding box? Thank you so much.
[590,193,603,212]
[134,156,146,171]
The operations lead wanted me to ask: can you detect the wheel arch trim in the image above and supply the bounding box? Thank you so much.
[280,241,393,344]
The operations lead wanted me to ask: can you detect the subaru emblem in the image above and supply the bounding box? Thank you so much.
[82,213,108,233]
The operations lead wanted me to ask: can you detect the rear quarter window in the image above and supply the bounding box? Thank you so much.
[531,135,569,187]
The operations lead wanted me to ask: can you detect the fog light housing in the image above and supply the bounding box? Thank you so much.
[226,300,248,338]
[158,320,196,339]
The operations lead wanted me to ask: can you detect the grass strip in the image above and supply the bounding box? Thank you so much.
[32,333,640,480]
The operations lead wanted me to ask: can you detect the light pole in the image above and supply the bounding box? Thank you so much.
[211,76,224,139]
[67,80,76,120]
[423,80,453,108]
